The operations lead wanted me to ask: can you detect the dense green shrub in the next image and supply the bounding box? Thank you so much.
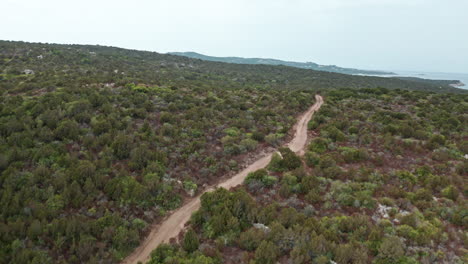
[308,137,329,153]
[268,148,302,172]
[305,151,320,167]
[183,228,200,253]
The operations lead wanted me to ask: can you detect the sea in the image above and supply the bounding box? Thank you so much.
[358,71,468,90]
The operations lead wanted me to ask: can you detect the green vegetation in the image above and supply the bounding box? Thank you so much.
[1,41,465,95]
[149,88,467,264]
[0,41,466,263]
[0,41,316,263]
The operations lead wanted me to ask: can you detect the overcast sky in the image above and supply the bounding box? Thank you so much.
[1,0,467,73]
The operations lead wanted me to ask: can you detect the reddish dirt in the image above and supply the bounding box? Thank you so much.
[122,95,324,264]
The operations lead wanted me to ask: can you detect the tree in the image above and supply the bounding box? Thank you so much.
[325,126,346,142]
[334,243,353,264]
[279,182,291,198]
[191,255,217,264]
[305,151,320,167]
[301,175,320,193]
[352,246,369,264]
[46,194,65,214]
[83,177,96,195]
[240,138,258,152]
[75,160,96,183]
[64,181,85,207]
[55,120,80,140]
[183,228,200,253]
[313,256,329,264]
[278,207,299,228]
[149,244,176,264]
[255,241,278,264]
[112,134,132,159]
[268,152,283,172]
[441,185,459,201]
[279,147,302,171]
[308,138,328,153]
[245,169,277,189]
[28,219,42,240]
[310,235,328,255]
[252,131,265,142]
[113,226,136,251]
[76,235,97,260]
[318,155,336,169]
[238,228,265,251]
[265,133,282,146]
[130,145,151,170]
[291,244,312,264]
[377,236,405,263]
[268,148,302,172]
[245,169,269,183]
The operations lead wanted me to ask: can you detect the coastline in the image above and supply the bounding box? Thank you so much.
[450,81,465,88]
[355,71,468,90]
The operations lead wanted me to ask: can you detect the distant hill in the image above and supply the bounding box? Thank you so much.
[169,51,396,76]
[1,41,464,94]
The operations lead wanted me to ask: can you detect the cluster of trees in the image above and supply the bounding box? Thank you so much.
[149,88,466,264]
[0,41,466,263]
[0,42,319,263]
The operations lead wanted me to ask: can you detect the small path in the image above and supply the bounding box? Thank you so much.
[123,94,324,264]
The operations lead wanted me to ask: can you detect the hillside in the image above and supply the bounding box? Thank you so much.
[0,41,466,264]
[0,41,317,263]
[1,41,465,96]
[169,52,395,76]
[148,88,467,264]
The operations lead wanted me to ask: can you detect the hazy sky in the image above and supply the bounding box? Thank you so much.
[2,0,467,73]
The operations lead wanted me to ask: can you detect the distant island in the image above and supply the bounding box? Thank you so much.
[169,51,396,76]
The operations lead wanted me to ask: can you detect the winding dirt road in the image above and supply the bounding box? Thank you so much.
[123,94,324,264]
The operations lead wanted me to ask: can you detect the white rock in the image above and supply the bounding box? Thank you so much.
[253,223,270,232]
[400,210,410,216]
[377,203,392,218]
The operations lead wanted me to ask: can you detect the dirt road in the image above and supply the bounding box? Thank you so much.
[123,94,324,264]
